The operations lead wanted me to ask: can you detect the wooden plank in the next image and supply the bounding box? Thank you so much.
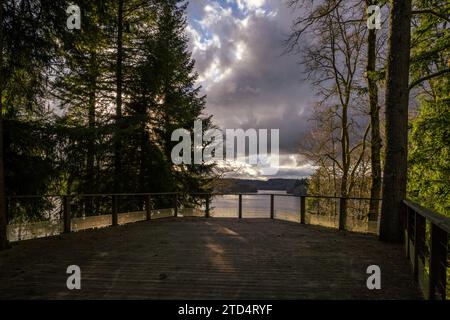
[428,224,448,300]
[413,212,425,282]
[405,206,410,259]
[0,218,422,300]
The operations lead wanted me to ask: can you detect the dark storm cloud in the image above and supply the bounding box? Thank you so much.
[186,0,315,155]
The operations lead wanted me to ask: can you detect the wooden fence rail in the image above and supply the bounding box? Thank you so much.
[403,200,449,300]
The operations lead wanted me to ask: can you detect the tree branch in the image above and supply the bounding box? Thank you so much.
[412,9,450,23]
[325,154,344,172]
[348,124,370,194]
[409,68,450,90]
[286,0,345,52]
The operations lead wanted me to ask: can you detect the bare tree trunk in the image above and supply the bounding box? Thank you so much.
[0,0,9,250]
[380,0,412,242]
[114,0,124,194]
[85,51,97,215]
[340,103,349,228]
[366,0,382,221]
[331,118,338,215]
[289,1,370,225]
[139,121,147,193]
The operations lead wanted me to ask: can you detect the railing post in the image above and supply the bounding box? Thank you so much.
[174,193,178,217]
[270,194,274,219]
[300,196,306,224]
[205,195,210,218]
[338,197,347,231]
[428,224,447,300]
[405,205,411,259]
[413,211,425,282]
[112,195,118,226]
[63,195,71,233]
[146,195,152,221]
[238,194,242,219]
[5,197,9,226]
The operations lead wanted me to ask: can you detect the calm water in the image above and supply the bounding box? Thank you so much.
[211,190,300,221]
[211,190,377,233]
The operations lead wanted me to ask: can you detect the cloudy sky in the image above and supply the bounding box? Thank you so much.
[185,0,316,179]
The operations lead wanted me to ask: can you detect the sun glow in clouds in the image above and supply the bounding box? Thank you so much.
[198,57,233,86]
[171,120,280,176]
[185,1,314,179]
[234,41,246,61]
[236,0,266,12]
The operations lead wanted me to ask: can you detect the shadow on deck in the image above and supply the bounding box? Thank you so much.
[0,218,422,299]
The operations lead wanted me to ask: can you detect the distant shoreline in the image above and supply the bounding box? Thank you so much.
[215,178,308,195]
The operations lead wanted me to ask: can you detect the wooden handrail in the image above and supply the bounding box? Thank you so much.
[6,192,382,232]
[403,199,449,300]
[6,192,382,201]
[404,200,450,233]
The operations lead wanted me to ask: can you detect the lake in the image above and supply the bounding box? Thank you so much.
[210,190,301,222]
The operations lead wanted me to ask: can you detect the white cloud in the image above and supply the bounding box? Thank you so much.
[189,1,279,91]
[186,1,316,178]
[223,153,315,179]
[198,57,233,89]
[234,41,246,61]
[187,25,222,54]
[236,0,266,12]
[203,3,233,27]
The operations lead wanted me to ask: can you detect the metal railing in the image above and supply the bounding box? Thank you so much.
[6,192,379,238]
[6,193,180,240]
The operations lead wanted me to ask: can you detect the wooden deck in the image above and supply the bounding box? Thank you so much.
[0,217,422,299]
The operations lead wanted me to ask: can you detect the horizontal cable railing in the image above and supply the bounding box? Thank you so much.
[5,192,380,240]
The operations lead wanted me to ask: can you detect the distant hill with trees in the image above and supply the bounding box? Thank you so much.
[215,179,308,195]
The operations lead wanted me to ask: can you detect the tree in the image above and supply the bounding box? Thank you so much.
[0,0,69,248]
[288,0,371,224]
[114,0,124,194]
[0,0,8,249]
[52,0,114,198]
[379,0,412,242]
[365,0,383,221]
[150,0,215,195]
[0,0,217,246]
[408,0,450,217]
